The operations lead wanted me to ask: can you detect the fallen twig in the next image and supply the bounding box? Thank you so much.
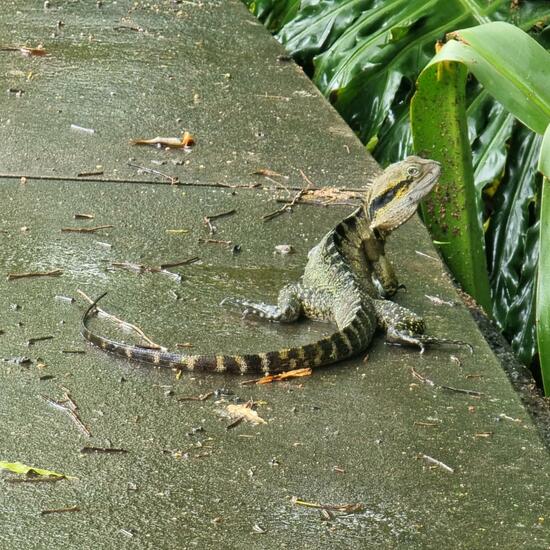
[262,187,310,221]
[203,209,236,234]
[76,171,104,178]
[159,256,199,269]
[291,497,365,514]
[40,394,91,438]
[77,289,165,350]
[411,367,482,396]
[127,162,179,184]
[198,238,232,246]
[27,336,54,346]
[111,261,181,282]
[177,391,213,402]
[0,45,47,56]
[7,269,63,281]
[418,453,454,473]
[241,368,312,386]
[439,384,483,397]
[130,131,194,149]
[40,505,80,516]
[61,225,113,233]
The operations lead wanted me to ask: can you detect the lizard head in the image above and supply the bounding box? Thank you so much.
[367,156,440,235]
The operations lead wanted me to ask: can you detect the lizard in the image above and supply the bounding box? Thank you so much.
[82,156,465,374]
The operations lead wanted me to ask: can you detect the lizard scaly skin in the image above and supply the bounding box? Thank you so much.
[82,156,459,374]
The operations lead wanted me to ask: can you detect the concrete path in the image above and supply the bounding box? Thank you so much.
[0,2,548,549]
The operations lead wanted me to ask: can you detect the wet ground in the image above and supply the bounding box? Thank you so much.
[0,1,548,548]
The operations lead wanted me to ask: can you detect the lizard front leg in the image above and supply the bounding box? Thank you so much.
[221,283,335,323]
[221,283,305,323]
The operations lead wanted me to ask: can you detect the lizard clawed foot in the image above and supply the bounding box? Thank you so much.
[386,328,472,354]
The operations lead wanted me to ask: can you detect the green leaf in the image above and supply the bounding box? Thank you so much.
[243,0,301,32]
[537,125,550,393]
[274,0,546,147]
[0,460,70,478]
[487,127,542,363]
[539,124,550,178]
[411,60,492,312]
[412,22,550,372]
[427,23,550,135]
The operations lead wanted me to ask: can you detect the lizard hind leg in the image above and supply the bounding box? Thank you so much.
[220,283,305,323]
[375,300,471,353]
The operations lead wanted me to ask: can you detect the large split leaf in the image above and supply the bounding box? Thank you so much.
[487,127,542,364]
[537,126,550,393]
[412,23,550,383]
[411,61,492,311]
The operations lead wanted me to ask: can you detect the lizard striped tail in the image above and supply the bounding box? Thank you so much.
[81,296,374,374]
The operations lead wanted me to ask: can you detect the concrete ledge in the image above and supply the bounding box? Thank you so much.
[0,2,548,548]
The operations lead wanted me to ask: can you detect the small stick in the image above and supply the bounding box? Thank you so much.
[415,250,439,261]
[291,497,365,513]
[70,124,94,134]
[241,368,312,385]
[7,269,63,281]
[40,505,80,516]
[226,416,245,430]
[113,24,144,32]
[262,172,314,222]
[204,217,216,234]
[198,238,232,246]
[127,162,179,185]
[205,209,236,221]
[41,395,91,438]
[411,367,482,396]
[439,385,483,397]
[203,208,236,234]
[62,349,86,354]
[27,336,54,346]
[411,367,435,386]
[73,213,95,219]
[80,446,128,454]
[419,453,454,473]
[110,261,181,282]
[76,171,104,178]
[160,256,199,269]
[77,289,165,350]
[61,225,113,233]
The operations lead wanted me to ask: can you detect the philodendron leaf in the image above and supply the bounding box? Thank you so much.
[485,126,542,365]
[0,461,71,478]
[537,125,550,393]
[411,60,492,312]
[426,22,550,135]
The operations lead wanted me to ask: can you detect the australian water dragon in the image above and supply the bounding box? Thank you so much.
[82,156,464,373]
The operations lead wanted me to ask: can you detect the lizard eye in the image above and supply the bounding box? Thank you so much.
[407,166,421,177]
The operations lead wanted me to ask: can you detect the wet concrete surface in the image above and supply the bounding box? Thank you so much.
[0,1,549,549]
